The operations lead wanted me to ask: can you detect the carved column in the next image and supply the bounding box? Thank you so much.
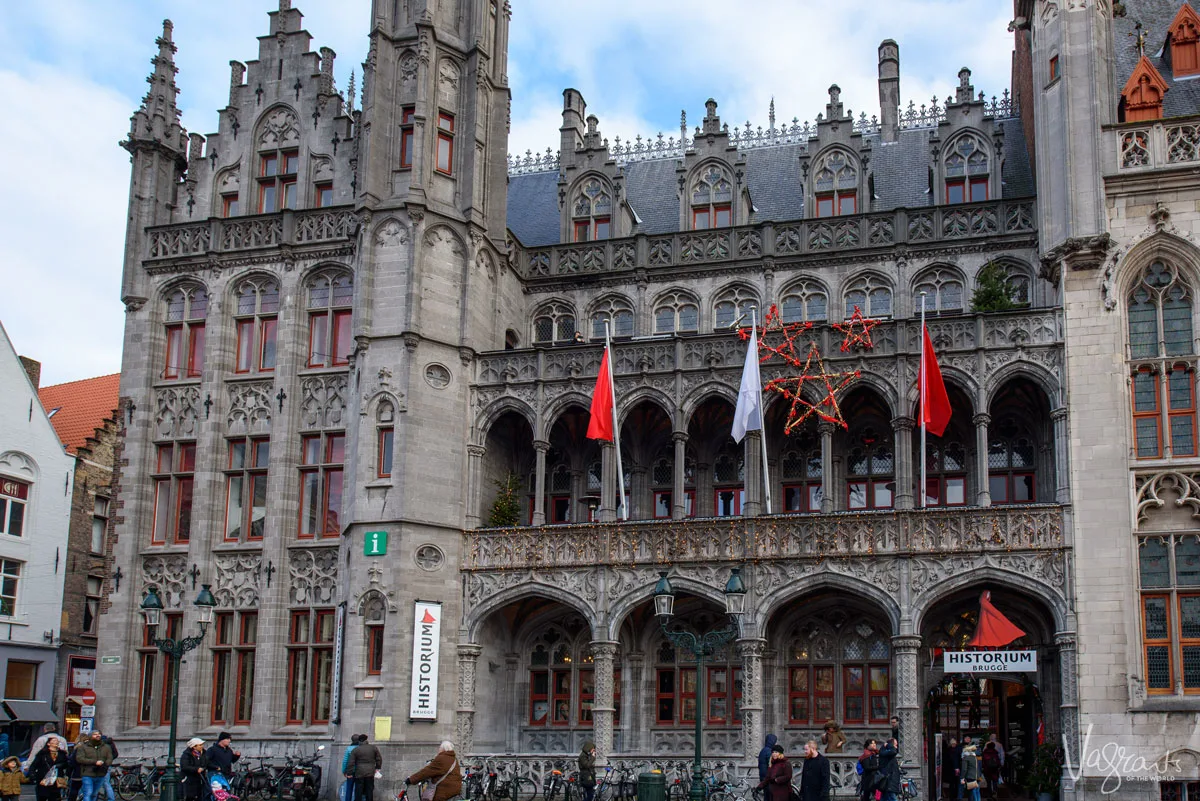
[744,432,763,516]
[630,466,648,521]
[1056,633,1080,772]
[599,441,617,522]
[626,650,645,752]
[673,432,689,519]
[973,413,992,506]
[456,643,483,756]
[466,444,485,528]
[590,641,619,764]
[504,653,520,752]
[892,417,915,510]
[891,634,922,766]
[737,638,768,763]
[819,421,835,513]
[1051,408,1070,503]
[533,439,549,525]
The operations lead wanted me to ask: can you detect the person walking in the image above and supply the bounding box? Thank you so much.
[942,737,960,801]
[76,731,114,801]
[959,743,980,801]
[954,737,972,800]
[979,743,1000,799]
[179,738,209,801]
[819,722,846,755]
[205,733,241,780]
[799,741,830,801]
[348,735,382,801]
[29,737,68,801]
[577,741,596,801]
[405,741,461,801]
[876,739,902,801]
[755,745,791,801]
[0,756,23,801]
[856,740,879,801]
[341,735,363,801]
[757,734,778,782]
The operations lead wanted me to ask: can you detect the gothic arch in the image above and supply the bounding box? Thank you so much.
[603,573,731,641]
[904,368,980,412]
[912,569,1069,634]
[363,389,405,421]
[371,216,411,249]
[475,396,538,442]
[159,275,209,303]
[942,129,993,174]
[808,145,862,208]
[1116,230,1200,299]
[300,261,354,285]
[650,286,701,309]
[464,583,599,641]
[539,391,593,440]
[354,586,397,617]
[616,386,676,428]
[226,269,281,302]
[755,573,903,639]
[422,223,467,257]
[983,361,1061,409]
[212,165,241,215]
[254,103,302,149]
[0,451,38,482]
[680,382,739,426]
[845,371,899,417]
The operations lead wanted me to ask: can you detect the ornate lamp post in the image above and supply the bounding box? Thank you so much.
[652,568,747,801]
[140,584,218,801]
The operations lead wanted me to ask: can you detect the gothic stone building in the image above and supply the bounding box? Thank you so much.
[95,1,1200,798]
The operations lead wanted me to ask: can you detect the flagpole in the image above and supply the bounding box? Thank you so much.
[752,308,772,515]
[606,320,628,521]
[920,292,927,510]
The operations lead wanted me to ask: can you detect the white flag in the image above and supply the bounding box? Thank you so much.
[732,326,763,443]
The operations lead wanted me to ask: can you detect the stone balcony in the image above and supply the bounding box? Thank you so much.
[515,198,1037,280]
[1108,115,1200,173]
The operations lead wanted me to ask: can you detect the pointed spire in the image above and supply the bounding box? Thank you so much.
[124,19,186,156]
[347,70,357,114]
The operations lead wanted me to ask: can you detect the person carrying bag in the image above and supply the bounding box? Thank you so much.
[406,741,461,801]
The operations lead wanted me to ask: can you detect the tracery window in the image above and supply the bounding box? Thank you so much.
[164,285,208,380]
[944,135,989,204]
[573,178,612,242]
[306,271,353,368]
[913,268,964,314]
[847,428,894,510]
[691,165,733,229]
[1137,534,1200,695]
[533,303,577,345]
[528,629,619,727]
[1129,262,1196,459]
[151,442,195,544]
[590,297,634,340]
[713,286,760,331]
[655,628,740,726]
[924,439,967,506]
[780,281,828,324]
[788,619,890,725]
[713,442,745,517]
[234,277,280,373]
[987,418,1036,503]
[813,150,857,217]
[654,292,699,335]
[652,448,696,519]
[377,401,395,479]
[844,275,892,319]
[782,434,823,513]
[1129,261,1194,360]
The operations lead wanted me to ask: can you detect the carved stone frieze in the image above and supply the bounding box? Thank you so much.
[289,547,339,604]
[374,219,410,248]
[300,373,348,429]
[142,554,190,608]
[213,551,262,607]
[464,568,600,613]
[227,380,272,436]
[155,385,201,440]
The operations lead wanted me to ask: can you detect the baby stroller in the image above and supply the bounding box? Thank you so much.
[209,772,239,801]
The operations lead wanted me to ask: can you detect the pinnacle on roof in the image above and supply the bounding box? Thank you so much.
[123,19,186,156]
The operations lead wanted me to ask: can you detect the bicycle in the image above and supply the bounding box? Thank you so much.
[542,765,574,801]
[463,765,490,801]
[488,762,538,801]
[594,766,635,801]
[899,767,920,800]
[115,756,167,801]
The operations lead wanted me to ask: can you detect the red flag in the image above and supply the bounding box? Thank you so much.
[587,348,614,441]
[968,591,1027,648]
[920,326,952,436]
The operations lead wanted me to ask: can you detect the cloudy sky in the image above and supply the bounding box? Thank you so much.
[0,0,1014,386]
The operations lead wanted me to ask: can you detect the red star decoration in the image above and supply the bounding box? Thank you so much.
[763,342,860,433]
[738,304,812,365]
[831,305,880,352]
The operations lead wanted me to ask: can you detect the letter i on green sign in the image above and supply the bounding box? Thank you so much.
[364,531,388,556]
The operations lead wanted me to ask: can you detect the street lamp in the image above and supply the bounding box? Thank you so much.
[652,568,747,801]
[140,584,217,801]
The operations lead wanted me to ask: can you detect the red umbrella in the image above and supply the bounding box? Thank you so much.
[967,590,1026,648]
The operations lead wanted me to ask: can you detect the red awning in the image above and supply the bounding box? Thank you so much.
[967,590,1026,648]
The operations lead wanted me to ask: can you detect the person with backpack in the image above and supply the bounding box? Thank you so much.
[980,743,1001,799]
[755,744,792,801]
[856,740,879,801]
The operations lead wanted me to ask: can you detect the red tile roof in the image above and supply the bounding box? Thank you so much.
[38,374,121,455]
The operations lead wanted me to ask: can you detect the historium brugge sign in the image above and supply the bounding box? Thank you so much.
[943,650,1037,673]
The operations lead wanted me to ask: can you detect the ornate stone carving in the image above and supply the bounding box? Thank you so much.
[353,565,399,613]
[213,552,262,607]
[155,385,201,439]
[258,107,300,148]
[1134,470,1200,527]
[227,380,272,435]
[374,218,410,248]
[288,548,338,604]
[300,373,348,429]
[414,544,445,571]
[399,51,418,85]
[424,363,452,389]
[142,554,189,608]
[464,568,600,612]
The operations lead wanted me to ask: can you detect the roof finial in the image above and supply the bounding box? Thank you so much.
[1130,21,1147,56]
[769,96,776,132]
[123,18,185,156]
[347,70,357,113]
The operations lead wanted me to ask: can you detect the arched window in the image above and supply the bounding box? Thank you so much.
[913,268,964,314]
[944,135,989,204]
[376,401,395,479]
[844,275,893,319]
[1128,261,1194,359]
[255,109,300,212]
[787,618,891,725]
[363,595,386,676]
[1169,3,1200,77]
[306,271,353,367]
[780,281,828,324]
[548,462,573,524]
[234,277,280,373]
[713,441,745,517]
[713,286,760,331]
[782,432,823,513]
[691,165,733,229]
[527,627,617,728]
[655,618,740,726]
[999,262,1032,306]
[654,292,699,334]
[533,303,577,345]
[924,439,968,506]
[813,150,858,217]
[164,285,208,380]
[572,178,612,242]
[589,297,634,340]
[987,417,1036,504]
[847,428,894,510]
[651,448,696,519]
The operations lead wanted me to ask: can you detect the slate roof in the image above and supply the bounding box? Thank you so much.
[1116,0,1200,119]
[507,116,1036,247]
[38,374,120,455]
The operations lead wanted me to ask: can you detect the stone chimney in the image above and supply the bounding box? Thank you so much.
[878,40,900,143]
[19,357,40,390]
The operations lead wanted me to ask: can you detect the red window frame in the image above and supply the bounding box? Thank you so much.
[235,318,277,374]
[436,112,454,175]
[530,670,550,725]
[299,433,345,538]
[704,666,742,725]
[137,622,157,725]
[713,487,744,517]
[1133,368,1163,459]
[224,437,269,542]
[816,191,855,218]
[1182,594,1200,694]
[377,427,394,478]
[946,178,988,205]
[258,149,298,213]
[151,443,195,544]
[235,613,257,725]
[788,666,810,724]
[211,612,234,724]
[1168,366,1197,457]
[310,609,335,724]
[679,667,697,724]
[655,668,675,724]
[692,204,732,231]
[990,473,1036,504]
[551,669,571,725]
[847,480,893,510]
[783,483,822,513]
[843,665,865,723]
[1048,55,1060,82]
[813,665,835,724]
[1143,594,1174,695]
[222,193,238,217]
[924,476,967,507]
[315,182,333,208]
[653,490,695,519]
[400,107,415,169]
[286,611,309,724]
[308,309,352,368]
[367,620,384,676]
[165,321,205,379]
[869,664,890,723]
[970,177,988,202]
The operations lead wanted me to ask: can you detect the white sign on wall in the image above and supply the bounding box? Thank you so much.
[409,601,442,720]
[943,650,1037,673]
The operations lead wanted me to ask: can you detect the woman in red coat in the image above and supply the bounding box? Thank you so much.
[756,745,792,801]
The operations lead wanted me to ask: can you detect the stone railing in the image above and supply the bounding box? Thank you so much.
[519,199,1036,279]
[145,206,359,260]
[464,504,1065,570]
[1110,117,1200,172]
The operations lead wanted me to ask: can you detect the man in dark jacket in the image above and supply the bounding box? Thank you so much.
[76,731,115,801]
[856,740,879,801]
[758,734,778,782]
[578,741,597,801]
[349,734,383,801]
[877,740,902,801]
[943,737,960,800]
[206,733,241,779]
[799,741,829,801]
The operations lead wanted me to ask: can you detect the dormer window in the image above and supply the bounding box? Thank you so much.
[813,150,857,217]
[944,136,988,204]
[572,179,612,242]
[258,149,298,213]
[1169,2,1200,77]
[691,166,733,229]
